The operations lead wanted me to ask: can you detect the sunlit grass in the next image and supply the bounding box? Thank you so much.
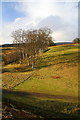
[15,63,78,97]
[3,44,79,96]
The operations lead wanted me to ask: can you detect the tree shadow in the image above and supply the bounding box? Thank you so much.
[2,89,80,119]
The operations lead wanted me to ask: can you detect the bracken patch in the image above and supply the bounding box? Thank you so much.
[51,76,61,79]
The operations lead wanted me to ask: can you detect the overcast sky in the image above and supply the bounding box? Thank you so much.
[0,0,79,44]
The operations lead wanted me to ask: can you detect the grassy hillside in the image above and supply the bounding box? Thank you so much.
[2,43,80,118]
[14,63,78,97]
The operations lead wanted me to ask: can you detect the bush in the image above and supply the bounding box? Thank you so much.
[72,38,80,44]
[2,52,19,65]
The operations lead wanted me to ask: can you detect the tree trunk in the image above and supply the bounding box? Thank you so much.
[27,59,30,66]
[22,52,25,59]
[31,62,34,69]
[19,59,22,64]
[26,53,30,66]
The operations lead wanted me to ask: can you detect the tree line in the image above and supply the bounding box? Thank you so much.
[11,28,54,68]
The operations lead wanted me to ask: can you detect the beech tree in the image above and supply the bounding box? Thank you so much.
[11,29,25,64]
[12,28,54,68]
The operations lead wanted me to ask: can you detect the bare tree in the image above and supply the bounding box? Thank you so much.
[11,29,25,64]
[11,28,53,68]
[24,30,38,68]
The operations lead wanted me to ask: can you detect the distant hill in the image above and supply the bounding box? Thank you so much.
[0,42,72,47]
[0,44,16,47]
[55,42,72,45]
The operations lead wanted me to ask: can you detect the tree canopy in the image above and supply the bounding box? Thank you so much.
[11,28,54,68]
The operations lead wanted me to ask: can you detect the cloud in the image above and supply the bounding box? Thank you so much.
[53,28,78,42]
[1,1,78,44]
[36,16,68,31]
[36,15,78,42]
[1,0,79,2]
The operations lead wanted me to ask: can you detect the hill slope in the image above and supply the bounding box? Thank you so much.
[2,43,80,118]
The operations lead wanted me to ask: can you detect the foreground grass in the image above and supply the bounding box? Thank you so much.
[3,89,80,118]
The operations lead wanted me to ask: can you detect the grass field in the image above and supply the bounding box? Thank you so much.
[2,43,80,118]
[14,63,78,97]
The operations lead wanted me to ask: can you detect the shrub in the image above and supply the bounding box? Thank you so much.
[72,38,80,44]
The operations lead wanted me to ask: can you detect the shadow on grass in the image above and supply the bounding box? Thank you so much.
[60,52,78,56]
[2,59,79,73]
[2,50,79,73]
[35,60,78,70]
[2,89,80,119]
[2,66,34,73]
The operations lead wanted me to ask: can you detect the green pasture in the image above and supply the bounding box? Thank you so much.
[2,44,79,97]
[15,63,78,97]
[2,44,80,118]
